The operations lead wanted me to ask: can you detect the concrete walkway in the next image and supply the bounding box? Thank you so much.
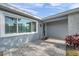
[3,38,66,56]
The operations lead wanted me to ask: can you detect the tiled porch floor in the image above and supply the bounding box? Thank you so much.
[4,38,66,56]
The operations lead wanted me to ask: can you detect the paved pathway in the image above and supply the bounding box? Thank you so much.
[3,38,66,56]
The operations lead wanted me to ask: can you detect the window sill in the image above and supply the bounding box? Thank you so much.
[0,32,38,38]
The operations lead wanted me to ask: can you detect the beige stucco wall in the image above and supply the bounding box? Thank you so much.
[68,13,79,35]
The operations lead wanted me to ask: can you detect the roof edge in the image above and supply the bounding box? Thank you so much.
[0,3,42,21]
[43,7,79,21]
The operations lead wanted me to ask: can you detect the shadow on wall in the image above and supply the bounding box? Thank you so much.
[0,33,39,51]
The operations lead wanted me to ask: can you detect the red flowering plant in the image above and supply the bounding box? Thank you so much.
[65,33,79,49]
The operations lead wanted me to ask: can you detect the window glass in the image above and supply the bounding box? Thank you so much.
[5,16,17,33]
[18,18,31,33]
[31,22,36,32]
[5,16,37,34]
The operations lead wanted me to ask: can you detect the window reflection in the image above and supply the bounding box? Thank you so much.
[18,18,31,33]
[5,16,17,33]
[5,16,37,34]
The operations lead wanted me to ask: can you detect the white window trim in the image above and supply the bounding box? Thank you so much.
[0,10,38,37]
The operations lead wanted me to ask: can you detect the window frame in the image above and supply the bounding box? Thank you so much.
[5,16,17,34]
[4,14,38,37]
[17,18,32,33]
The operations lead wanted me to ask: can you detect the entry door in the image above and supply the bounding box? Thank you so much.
[43,24,47,37]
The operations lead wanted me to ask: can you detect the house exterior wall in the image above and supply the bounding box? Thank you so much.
[68,13,79,35]
[0,10,43,51]
[1,4,79,52]
[0,11,5,37]
[47,19,68,39]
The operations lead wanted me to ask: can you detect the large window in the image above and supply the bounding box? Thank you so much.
[5,16,17,33]
[5,16,37,34]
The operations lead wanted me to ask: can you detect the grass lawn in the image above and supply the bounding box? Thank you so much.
[66,48,79,56]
